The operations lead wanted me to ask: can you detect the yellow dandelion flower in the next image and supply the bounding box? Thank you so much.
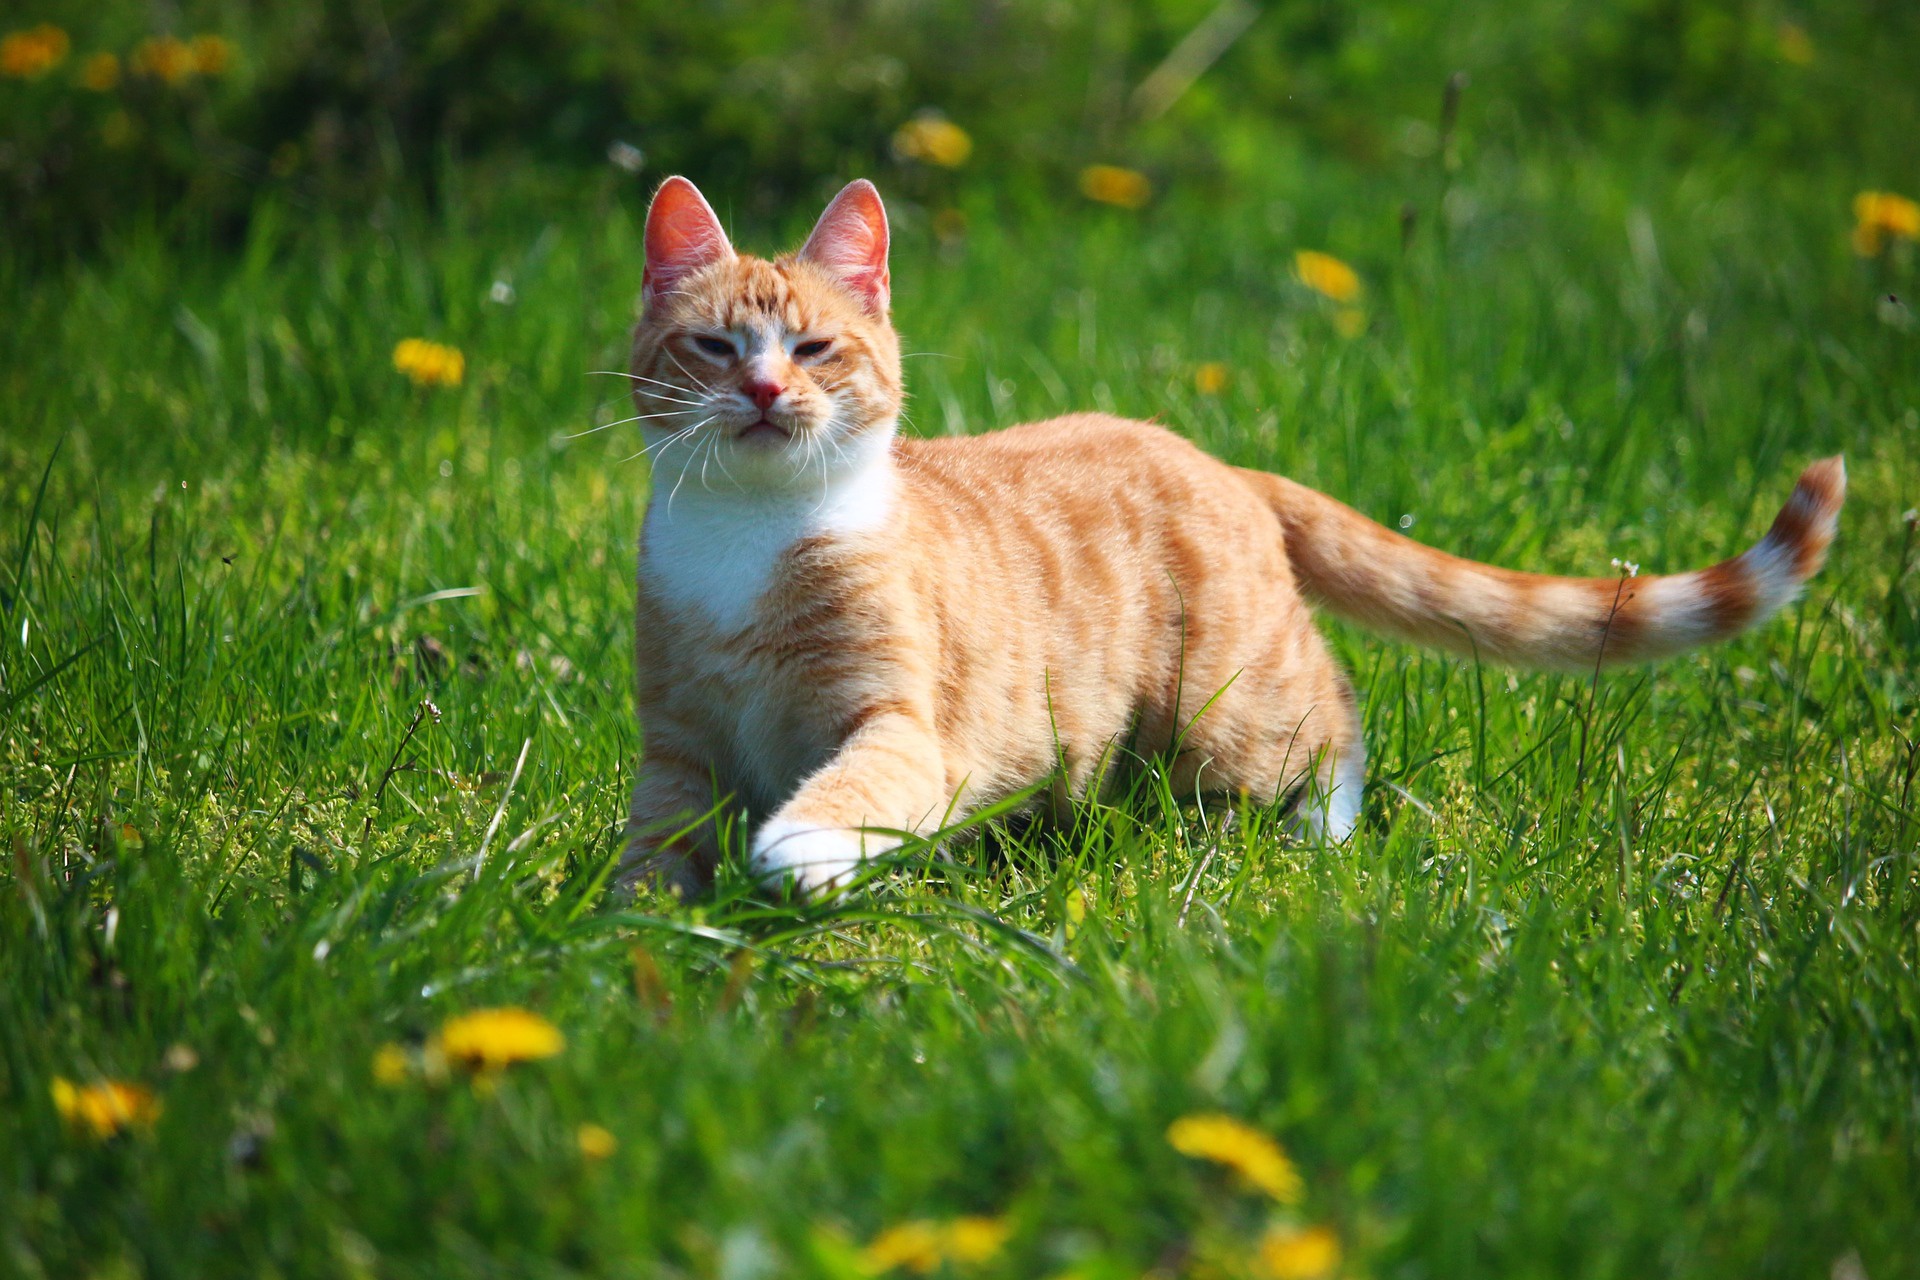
[859,1216,1012,1273]
[433,1007,564,1071]
[1,24,69,78]
[52,1077,159,1138]
[893,115,973,169]
[1080,164,1153,210]
[1852,191,1920,257]
[1194,362,1229,395]
[1167,1113,1304,1204]
[576,1123,618,1160]
[1294,251,1362,304]
[862,1220,945,1275]
[1775,23,1814,66]
[189,34,233,76]
[1332,307,1367,339]
[371,1043,411,1085]
[940,1217,1011,1264]
[392,338,466,388]
[1256,1224,1341,1280]
[131,35,195,85]
[79,52,119,91]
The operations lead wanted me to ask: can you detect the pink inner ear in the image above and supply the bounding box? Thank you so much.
[800,181,891,313]
[644,177,733,303]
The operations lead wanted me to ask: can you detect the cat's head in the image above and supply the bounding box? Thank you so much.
[628,177,904,493]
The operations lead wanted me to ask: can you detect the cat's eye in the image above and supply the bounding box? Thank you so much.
[693,335,735,358]
[793,338,832,359]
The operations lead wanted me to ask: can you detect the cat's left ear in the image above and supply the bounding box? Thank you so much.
[800,180,890,316]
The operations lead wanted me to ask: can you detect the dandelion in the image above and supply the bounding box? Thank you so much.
[189,35,233,76]
[1852,191,1920,257]
[893,114,973,169]
[433,1007,564,1072]
[1256,1224,1342,1280]
[1,24,69,78]
[1294,251,1362,304]
[1080,165,1153,210]
[576,1123,618,1160]
[862,1221,945,1274]
[371,1043,412,1085]
[1195,363,1229,395]
[129,35,194,84]
[1775,23,1814,66]
[1332,307,1367,339]
[79,52,119,91]
[860,1216,1011,1274]
[1167,1113,1304,1204]
[947,1218,1013,1264]
[393,338,466,388]
[52,1077,159,1138]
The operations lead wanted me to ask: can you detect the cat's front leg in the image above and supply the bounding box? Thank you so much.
[618,748,725,899]
[751,712,948,896]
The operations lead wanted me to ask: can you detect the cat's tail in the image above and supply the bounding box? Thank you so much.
[1243,457,1845,671]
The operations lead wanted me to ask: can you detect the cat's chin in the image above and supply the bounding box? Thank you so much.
[735,419,792,444]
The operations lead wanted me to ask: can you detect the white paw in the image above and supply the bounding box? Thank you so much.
[750,819,872,896]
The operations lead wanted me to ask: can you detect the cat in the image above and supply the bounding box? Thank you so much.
[618,175,1846,897]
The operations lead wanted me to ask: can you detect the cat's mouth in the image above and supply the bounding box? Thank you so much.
[736,418,792,443]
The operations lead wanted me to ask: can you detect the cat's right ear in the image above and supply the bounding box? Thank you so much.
[800,180,890,316]
[643,177,733,306]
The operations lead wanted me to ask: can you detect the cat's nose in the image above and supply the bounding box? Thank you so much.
[743,378,784,411]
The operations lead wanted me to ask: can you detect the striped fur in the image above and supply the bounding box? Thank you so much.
[1249,457,1845,671]
[618,177,1845,897]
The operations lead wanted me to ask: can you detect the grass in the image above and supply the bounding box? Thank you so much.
[3,123,1918,1278]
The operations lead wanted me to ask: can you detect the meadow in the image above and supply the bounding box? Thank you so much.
[5,20,1920,1277]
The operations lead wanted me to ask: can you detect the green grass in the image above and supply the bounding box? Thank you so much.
[4,129,1918,1278]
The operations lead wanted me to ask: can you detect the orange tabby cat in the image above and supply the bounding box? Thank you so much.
[619,176,1845,896]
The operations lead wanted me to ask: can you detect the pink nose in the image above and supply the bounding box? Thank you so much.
[744,379,784,411]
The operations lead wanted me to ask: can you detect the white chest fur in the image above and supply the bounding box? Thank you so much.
[638,437,897,633]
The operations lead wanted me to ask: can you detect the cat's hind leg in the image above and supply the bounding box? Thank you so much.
[1171,637,1366,843]
[1289,721,1365,841]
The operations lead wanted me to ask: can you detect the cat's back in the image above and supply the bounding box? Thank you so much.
[888,411,1291,642]
[895,413,1202,484]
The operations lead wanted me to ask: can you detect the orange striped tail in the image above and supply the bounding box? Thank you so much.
[1247,458,1845,671]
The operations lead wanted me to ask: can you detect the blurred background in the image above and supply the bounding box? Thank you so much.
[4,0,1916,254]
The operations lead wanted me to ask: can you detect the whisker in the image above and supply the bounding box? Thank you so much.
[586,370,706,406]
[565,407,701,439]
[618,418,711,464]
[666,434,710,513]
[711,432,741,488]
[813,435,832,515]
[663,350,721,397]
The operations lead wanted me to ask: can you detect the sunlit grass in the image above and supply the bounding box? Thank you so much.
[2,135,1917,1277]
